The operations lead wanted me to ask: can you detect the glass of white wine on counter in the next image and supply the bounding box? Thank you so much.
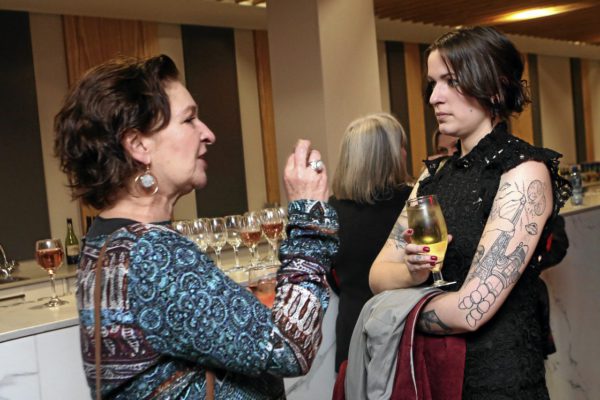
[35,239,68,307]
[406,194,455,288]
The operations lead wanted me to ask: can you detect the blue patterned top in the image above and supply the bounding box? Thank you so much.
[76,200,338,399]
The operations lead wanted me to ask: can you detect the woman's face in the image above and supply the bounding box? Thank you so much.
[427,50,492,142]
[148,80,216,196]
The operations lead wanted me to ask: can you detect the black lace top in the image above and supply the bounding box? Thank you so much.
[418,123,570,399]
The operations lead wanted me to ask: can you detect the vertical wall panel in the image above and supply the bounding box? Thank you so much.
[538,55,577,164]
[570,58,587,163]
[0,11,50,260]
[253,30,279,206]
[403,43,427,174]
[385,41,412,174]
[181,25,248,217]
[510,54,534,144]
[420,43,438,157]
[62,16,159,231]
[580,60,596,161]
[586,60,600,161]
[527,54,544,147]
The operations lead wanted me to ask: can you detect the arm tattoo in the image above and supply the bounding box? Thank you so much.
[388,221,407,250]
[459,179,545,328]
[417,310,452,334]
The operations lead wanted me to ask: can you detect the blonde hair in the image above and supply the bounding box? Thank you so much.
[332,113,411,204]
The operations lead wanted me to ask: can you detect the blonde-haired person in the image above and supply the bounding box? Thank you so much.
[328,112,412,372]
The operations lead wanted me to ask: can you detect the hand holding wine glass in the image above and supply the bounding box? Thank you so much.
[406,194,455,287]
[35,239,68,307]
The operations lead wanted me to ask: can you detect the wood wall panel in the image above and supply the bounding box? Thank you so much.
[253,30,280,205]
[403,43,427,175]
[62,16,159,231]
[581,60,595,161]
[62,16,158,86]
[385,41,412,174]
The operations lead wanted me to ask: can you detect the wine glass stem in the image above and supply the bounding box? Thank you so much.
[215,248,222,268]
[271,240,278,261]
[233,247,240,266]
[432,270,444,284]
[250,246,257,266]
[49,272,58,300]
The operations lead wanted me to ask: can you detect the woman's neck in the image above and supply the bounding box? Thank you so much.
[100,193,175,223]
[459,118,498,157]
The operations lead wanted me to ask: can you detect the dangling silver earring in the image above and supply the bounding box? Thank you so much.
[133,165,158,197]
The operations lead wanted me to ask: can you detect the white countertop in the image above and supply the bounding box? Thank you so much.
[0,293,78,343]
[1,259,78,290]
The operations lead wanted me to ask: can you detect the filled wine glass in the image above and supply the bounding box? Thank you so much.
[207,217,227,268]
[35,239,68,307]
[277,206,288,240]
[190,218,210,253]
[225,215,243,267]
[240,212,262,267]
[406,194,455,287]
[248,263,279,308]
[260,208,284,263]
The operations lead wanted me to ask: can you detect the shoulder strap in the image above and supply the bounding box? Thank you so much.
[94,236,112,400]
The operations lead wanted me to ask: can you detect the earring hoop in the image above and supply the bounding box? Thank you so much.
[133,165,158,197]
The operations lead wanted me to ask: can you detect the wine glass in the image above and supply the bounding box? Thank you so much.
[207,217,227,268]
[35,239,68,307]
[240,212,262,266]
[248,263,279,308]
[172,220,192,236]
[277,206,288,240]
[225,215,243,267]
[260,208,284,263]
[406,194,455,287]
[190,218,210,253]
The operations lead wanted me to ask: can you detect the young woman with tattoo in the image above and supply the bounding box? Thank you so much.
[369,26,571,399]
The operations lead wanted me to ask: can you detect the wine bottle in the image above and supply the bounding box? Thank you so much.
[65,218,80,265]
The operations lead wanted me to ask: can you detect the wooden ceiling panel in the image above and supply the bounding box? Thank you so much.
[374,0,600,45]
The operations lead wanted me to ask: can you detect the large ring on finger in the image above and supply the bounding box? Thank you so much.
[308,159,324,172]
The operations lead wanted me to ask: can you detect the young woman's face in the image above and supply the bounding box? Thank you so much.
[149,81,216,196]
[427,50,492,141]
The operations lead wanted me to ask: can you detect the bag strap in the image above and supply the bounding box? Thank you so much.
[94,236,111,400]
[205,371,215,400]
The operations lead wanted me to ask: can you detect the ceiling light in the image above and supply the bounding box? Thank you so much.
[489,3,592,23]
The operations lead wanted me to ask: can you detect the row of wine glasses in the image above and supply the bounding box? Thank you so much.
[173,207,288,269]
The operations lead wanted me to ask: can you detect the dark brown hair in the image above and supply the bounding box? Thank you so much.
[424,26,530,120]
[54,54,179,209]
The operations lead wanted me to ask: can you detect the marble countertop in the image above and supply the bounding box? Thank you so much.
[1,259,78,290]
[0,293,78,343]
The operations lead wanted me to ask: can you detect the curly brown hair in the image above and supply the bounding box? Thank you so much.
[54,54,179,209]
[424,26,531,120]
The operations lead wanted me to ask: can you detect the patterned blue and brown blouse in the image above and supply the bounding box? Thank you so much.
[76,200,338,399]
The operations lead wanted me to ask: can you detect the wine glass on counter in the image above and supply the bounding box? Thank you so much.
[260,208,284,263]
[240,212,262,267]
[406,194,455,287]
[191,218,210,253]
[277,206,288,240]
[225,215,243,267]
[35,239,68,307]
[248,263,279,308]
[207,217,227,268]
[172,220,191,236]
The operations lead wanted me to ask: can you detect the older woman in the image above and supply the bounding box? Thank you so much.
[328,113,412,372]
[54,55,338,399]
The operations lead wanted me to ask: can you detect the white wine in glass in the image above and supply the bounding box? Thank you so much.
[225,215,243,267]
[35,239,68,307]
[208,217,227,268]
[406,194,455,287]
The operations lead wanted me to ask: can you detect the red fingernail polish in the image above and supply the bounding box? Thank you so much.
[407,229,413,234]
[431,255,438,261]
[423,246,430,252]
[430,262,436,266]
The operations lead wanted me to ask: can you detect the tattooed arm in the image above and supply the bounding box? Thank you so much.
[416,161,553,334]
[369,172,431,293]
